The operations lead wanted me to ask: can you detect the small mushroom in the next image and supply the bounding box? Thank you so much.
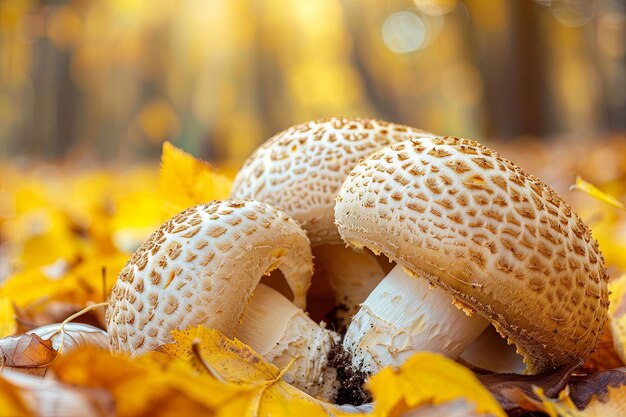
[335,137,609,375]
[106,200,313,355]
[231,117,434,325]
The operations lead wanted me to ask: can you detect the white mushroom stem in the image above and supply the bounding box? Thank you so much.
[313,245,387,327]
[343,265,490,374]
[235,284,340,401]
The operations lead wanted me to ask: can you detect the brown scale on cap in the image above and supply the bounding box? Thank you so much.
[231,117,434,246]
[335,136,609,373]
[106,200,313,355]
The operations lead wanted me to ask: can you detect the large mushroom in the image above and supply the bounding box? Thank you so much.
[231,117,435,325]
[106,200,338,399]
[335,137,609,376]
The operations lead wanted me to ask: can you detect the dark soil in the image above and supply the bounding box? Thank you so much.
[327,341,372,405]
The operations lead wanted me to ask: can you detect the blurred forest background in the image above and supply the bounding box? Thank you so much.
[0,0,625,322]
[0,0,625,167]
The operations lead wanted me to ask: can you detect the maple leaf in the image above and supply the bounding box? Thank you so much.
[158,142,233,220]
[367,352,506,417]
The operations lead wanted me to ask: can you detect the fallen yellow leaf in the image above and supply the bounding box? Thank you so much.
[158,142,233,220]
[162,326,348,417]
[570,176,625,211]
[367,352,506,417]
[52,347,244,417]
[1,253,128,311]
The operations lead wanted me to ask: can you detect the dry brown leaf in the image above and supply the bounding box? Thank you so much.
[580,384,626,416]
[27,322,109,353]
[502,383,626,417]
[475,361,579,412]
[0,322,108,378]
[495,367,626,416]
[568,367,626,409]
[0,333,56,369]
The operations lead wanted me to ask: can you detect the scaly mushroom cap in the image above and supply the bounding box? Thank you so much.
[231,117,434,245]
[335,137,609,373]
[107,200,313,355]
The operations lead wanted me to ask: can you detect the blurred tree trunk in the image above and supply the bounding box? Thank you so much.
[473,0,547,139]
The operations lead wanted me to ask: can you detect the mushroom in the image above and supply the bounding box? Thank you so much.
[335,136,609,375]
[231,117,434,325]
[106,200,314,354]
[234,283,340,400]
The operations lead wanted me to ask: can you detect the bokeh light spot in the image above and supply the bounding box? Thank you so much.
[382,11,426,54]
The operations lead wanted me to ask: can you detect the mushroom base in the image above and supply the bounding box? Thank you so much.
[235,284,341,401]
[343,265,490,374]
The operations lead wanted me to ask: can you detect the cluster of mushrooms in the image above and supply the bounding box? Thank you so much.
[106,117,609,405]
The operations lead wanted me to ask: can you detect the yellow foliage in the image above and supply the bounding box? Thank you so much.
[52,347,237,417]
[0,377,33,417]
[367,352,506,417]
[1,253,128,310]
[158,141,233,220]
[0,296,17,338]
[162,326,344,417]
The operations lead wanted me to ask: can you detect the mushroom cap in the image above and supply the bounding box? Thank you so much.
[334,136,609,373]
[231,117,434,245]
[106,200,313,355]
